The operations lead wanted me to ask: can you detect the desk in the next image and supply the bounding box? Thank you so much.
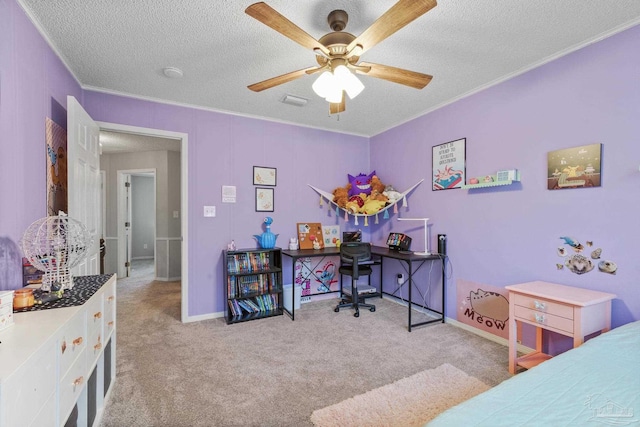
[281,246,446,331]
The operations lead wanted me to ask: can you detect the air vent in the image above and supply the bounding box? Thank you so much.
[281,95,308,107]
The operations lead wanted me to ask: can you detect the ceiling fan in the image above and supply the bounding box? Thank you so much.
[245,0,437,114]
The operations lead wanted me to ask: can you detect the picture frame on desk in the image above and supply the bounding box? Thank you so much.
[253,166,277,186]
[255,187,274,212]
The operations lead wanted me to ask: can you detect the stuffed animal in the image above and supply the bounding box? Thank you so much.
[347,170,376,197]
[361,198,387,215]
[383,185,402,203]
[370,175,386,194]
[332,185,350,208]
[369,189,389,203]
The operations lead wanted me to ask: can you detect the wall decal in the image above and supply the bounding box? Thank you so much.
[457,279,509,339]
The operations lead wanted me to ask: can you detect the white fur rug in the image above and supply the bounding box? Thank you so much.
[310,363,489,427]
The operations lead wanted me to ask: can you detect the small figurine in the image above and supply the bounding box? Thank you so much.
[483,175,494,183]
[227,240,236,251]
[289,237,299,250]
[312,238,321,250]
[253,217,279,249]
[335,238,341,248]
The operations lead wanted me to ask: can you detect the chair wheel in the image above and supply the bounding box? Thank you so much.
[370,307,376,312]
[354,312,359,318]
[334,307,339,312]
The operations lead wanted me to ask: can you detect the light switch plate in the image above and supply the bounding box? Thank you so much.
[204,206,216,217]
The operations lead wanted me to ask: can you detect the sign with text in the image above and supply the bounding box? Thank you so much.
[432,138,466,190]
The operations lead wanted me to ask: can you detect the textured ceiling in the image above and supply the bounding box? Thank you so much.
[19,0,640,137]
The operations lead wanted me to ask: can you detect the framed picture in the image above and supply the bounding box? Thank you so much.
[547,143,602,190]
[255,187,274,212]
[432,138,466,190]
[46,117,68,215]
[253,166,277,186]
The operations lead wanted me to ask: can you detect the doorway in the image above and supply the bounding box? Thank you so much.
[116,170,156,279]
[98,122,189,322]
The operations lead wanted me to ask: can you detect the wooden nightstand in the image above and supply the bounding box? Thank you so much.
[506,281,615,374]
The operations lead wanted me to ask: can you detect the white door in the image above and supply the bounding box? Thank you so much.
[67,96,101,276]
[125,175,132,277]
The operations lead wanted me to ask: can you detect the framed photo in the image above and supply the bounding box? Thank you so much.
[547,143,602,190]
[253,166,277,186]
[255,187,274,212]
[432,138,466,190]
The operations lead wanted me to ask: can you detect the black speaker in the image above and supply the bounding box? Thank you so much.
[437,234,447,255]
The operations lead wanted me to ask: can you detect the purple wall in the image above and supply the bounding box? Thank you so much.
[0,2,82,249]
[2,0,638,332]
[371,25,640,334]
[81,93,370,316]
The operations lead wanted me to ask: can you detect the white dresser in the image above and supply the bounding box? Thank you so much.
[0,274,116,427]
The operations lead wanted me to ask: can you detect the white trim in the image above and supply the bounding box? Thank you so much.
[131,256,154,261]
[97,122,189,323]
[183,311,224,323]
[446,317,535,354]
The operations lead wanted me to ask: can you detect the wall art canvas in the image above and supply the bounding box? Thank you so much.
[255,187,274,212]
[547,143,602,190]
[46,117,68,216]
[321,225,340,248]
[253,166,277,186]
[432,138,465,190]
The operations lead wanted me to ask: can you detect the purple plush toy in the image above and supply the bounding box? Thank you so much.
[347,170,376,197]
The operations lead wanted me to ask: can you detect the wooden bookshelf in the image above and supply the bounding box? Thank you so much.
[224,248,283,324]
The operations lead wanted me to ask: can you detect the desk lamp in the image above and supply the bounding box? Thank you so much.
[397,217,430,255]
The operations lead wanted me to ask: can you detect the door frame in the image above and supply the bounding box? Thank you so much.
[117,169,156,279]
[97,121,189,323]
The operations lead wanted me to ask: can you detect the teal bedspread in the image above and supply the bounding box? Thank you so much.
[428,320,640,426]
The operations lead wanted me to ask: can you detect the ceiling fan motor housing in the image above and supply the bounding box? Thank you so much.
[327,9,348,31]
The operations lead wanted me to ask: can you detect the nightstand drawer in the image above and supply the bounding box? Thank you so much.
[514,305,574,334]
[512,293,574,319]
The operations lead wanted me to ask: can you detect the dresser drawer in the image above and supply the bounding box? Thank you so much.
[3,339,57,427]
[59,347,87,425]
[512,293,574,319]
[30,392,56,427]
[514,305,574,334]
[87,322,103,369]
[86,292,104,335]
[59,309,87,378]
[104,281,116,339]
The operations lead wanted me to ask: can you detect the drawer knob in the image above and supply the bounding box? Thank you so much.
[61,340,67,354]
[94,311,102,319]
[108,321,114,327]
[73,337,83,346]
[94,342,102,351]
[534,313,546,324]
[108,296,115,302]
[73,376,84,388]
[534,300,547,311]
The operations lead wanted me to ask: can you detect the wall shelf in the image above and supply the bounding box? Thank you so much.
[462,170,521,190]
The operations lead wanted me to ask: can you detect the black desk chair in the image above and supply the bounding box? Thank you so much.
[334,242,376,317]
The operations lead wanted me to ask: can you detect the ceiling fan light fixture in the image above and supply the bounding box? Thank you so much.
[335,65,364,99]
[312,71,334,98]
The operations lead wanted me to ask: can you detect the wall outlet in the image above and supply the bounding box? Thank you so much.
[397,273,405,285]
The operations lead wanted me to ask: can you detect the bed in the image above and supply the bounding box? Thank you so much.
[427,320,640,426]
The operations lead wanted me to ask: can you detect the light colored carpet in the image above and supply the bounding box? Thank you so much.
[100,267,512,427]
[310,363,489,427]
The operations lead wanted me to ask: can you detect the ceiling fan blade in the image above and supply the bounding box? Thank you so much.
[248,66,320,92]
[329,92,346,114]
[357,62,433,89]
[347,0,437,56]
[246,2,330,56]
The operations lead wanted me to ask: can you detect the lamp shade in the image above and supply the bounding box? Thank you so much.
[313,65,364,103]
[312,71,334,98]
[334,65,364,99]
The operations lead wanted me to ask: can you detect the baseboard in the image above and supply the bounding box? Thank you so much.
[183,311,224,323]
[155,276,181,282]
[131,256,154,260]
[446,317,535,354]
